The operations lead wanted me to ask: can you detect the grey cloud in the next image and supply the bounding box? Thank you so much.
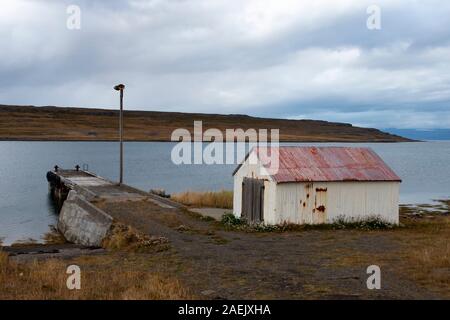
[0,0,449,129]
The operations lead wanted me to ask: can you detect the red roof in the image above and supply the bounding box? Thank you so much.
[236,146,401,183]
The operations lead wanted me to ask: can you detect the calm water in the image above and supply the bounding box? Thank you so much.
[0,141,449,244]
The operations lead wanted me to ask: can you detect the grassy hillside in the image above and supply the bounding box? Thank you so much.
[0,105,411,142]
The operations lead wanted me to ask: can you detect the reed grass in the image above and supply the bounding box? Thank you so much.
[172,190,233,209]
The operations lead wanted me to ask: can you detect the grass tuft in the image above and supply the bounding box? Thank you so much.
[102,222,169,252]
[221,213,246,227]
[330,216,396,230]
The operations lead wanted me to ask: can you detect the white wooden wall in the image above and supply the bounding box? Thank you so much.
[273,181,400,225]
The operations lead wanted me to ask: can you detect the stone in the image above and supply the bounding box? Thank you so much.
[201,290,216,296]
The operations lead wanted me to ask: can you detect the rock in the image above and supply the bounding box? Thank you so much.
[176,225,190,232]
[150,189,170,198]
[201,290,216,296]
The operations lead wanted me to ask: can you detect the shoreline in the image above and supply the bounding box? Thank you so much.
[0,138,421,143]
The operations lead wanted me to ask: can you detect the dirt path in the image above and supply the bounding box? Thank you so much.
[97,200,446,299]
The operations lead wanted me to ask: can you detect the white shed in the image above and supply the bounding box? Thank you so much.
[233,146,401,225]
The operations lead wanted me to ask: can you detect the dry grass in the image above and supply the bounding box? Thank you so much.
[102,222,169,252]
[397,215,450,296]
[414,242,449,270]
[326,214,450,298]
[0,250,191,300]
[172,190,233,209]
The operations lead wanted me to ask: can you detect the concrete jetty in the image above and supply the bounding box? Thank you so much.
[46,166,180,246]
[48,169,146,202]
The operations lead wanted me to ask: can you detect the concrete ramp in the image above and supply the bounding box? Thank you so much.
[58,191,113,247]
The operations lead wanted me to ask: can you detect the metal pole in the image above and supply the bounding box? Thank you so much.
[119,89,123,185]
[114,83,125,185]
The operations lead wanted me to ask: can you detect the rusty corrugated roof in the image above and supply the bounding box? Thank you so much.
[237,146,401,183]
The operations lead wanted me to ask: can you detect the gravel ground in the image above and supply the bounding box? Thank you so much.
[96,199,447,299]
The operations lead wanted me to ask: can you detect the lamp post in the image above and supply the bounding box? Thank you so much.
[114,84,125,185]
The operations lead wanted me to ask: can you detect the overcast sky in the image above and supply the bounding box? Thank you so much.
[1,0,449,129]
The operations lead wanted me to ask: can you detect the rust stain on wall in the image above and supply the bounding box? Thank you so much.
[316,205,326,212]
[314,184,327,223]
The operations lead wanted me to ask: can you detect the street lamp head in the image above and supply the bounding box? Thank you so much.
[114,84,125,91]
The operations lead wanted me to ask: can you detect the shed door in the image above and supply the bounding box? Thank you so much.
[241,177,264,223]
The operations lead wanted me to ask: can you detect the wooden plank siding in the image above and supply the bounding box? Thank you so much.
[241,178,264,223]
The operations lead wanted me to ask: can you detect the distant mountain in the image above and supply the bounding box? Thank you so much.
[0,104,411,142]
[383,128,450,141]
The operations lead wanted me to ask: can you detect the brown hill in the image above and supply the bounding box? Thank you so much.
[0,105,411,142]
